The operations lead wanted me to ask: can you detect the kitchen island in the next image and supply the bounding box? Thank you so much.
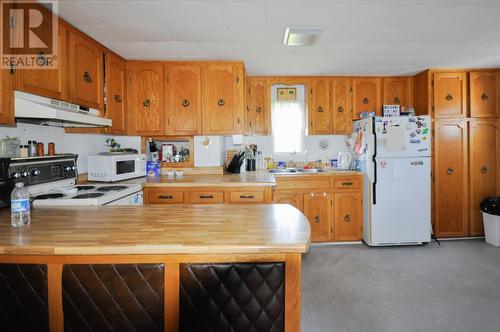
[0,204,310,332]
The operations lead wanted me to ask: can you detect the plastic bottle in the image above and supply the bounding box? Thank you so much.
[148,138,159,161]
[11,182,31,227]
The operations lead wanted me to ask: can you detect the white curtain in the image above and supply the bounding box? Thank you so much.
[271,100,305,153]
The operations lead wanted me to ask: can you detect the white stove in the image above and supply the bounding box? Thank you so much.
[8,155,143,206]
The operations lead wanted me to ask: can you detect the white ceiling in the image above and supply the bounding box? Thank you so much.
[54,0,500,76]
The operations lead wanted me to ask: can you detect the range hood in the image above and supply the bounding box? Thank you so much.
[14,91,112,128]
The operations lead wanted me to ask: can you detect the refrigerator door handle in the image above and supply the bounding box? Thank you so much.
[372,117,377,205]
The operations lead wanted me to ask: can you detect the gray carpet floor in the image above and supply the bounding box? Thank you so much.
[301,239,500,332]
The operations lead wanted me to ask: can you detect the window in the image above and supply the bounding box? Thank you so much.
[271,87,306,154]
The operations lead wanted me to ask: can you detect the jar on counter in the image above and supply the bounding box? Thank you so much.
[28,141,37,157]
[19,145,29,158]
[48,142,55,156]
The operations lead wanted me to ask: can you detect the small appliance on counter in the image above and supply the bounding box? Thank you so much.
[87,152,146,182]
[8,155,143,206]
[0,158,15,208]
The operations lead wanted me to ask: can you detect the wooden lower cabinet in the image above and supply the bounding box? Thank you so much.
[273,175,363,242]
[303,192,332,242]
[334,192,362,241]
[144,186,272,205]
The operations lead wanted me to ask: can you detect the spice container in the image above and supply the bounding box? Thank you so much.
[20,145,29,158]
[48,142,55,156]
[28,141,37,157]
[37,142,44,157]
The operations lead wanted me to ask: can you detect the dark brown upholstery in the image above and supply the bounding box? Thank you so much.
[180,263,285,332]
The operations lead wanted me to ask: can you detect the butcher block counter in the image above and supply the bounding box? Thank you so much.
[0,204,310,332]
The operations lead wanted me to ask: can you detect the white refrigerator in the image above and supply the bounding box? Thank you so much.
[351,116,431,246]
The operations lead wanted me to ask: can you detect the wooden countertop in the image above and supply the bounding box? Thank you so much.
[121,171,276,187]
[0,204,310,255]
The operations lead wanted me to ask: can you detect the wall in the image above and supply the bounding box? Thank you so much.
[0,123,141,173]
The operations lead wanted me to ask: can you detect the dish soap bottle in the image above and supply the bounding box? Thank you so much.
[11,182,31,227]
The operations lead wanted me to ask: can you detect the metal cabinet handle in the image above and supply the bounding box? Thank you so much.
[143,99,151,107]
[314,215,321,223]
[481,166,488,174]
[217,98,225,106]
[199,195,214,199]
[37,52,47,66]
[182,99,190,107]
[240,195,255,199]
[159,195,173,199]
[114,95,122,103]
[83,71,92,83]
[344,214,351,223]
[394,97,400,104]
[342,182,353,186]
[256,106,263,113]
[317,106,324,113]
[362,97,369,104]
[445,94,453,101]
[338,106,344,113]
[447,167,455,175]
[481,93,488,101]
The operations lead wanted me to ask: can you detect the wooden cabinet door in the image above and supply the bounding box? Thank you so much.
[18,21,67,100]
[105,53,127,135]
[273,192,304,212]
[433,72,467,118]
[166,64,202,135]
[352,77,381,118]
[334,192,362,241]
[303,192,332,242]
[202,63,244,134]
[332,78,353,134]
[67,29,103,110]
[308,79,331,134]
[0,69,14,125]
[434,119,469,237]
[382,77,413,107]
[470,72,496,118]
[246,78,269,135]
[127,63,164,136]
[469,120,497,236]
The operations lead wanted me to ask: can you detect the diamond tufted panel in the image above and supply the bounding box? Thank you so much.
[0,264,49,332]
[62,264,164,332]
[180,263,285,332]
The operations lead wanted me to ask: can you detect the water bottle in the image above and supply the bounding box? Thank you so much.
[11,182,31,227]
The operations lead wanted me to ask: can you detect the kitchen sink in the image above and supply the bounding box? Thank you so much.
[269,168,326,174]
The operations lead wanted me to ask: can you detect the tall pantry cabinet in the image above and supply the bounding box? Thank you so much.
[422,70,498,237]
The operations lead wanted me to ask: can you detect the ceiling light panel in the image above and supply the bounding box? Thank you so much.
[283,27,323,46]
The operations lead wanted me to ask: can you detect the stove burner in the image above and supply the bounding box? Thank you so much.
[72,193,104,199]
[97,186,128,192]
[35,193,65,200]
[76,185,95,191]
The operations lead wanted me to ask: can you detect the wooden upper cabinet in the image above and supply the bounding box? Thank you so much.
[166,64,202,135]
[334,192,362,241]
[0,69,14,125]
[246,77,269,136]
[433,72,467,118]
[105,53,127,135]
[308,79,331,135]
[469,72,496,118]
[331,78,353,134]
[17,20,67,101]
[469,120,497,236]
[202,63,244,135]
[352,77,381,118]
[127,62,164,136]
[434,119,469,237]
[303,192,332,242]
[382,77,413,107]
[67,29,104,110]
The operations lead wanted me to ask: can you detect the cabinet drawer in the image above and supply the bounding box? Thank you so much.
[147,190,184,204]
[229,191,264,203]
[333,178,361,190]
[189,191,224,203]
[275,178,331,190]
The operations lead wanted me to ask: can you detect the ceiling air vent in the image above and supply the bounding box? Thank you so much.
[283,27,323,46]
